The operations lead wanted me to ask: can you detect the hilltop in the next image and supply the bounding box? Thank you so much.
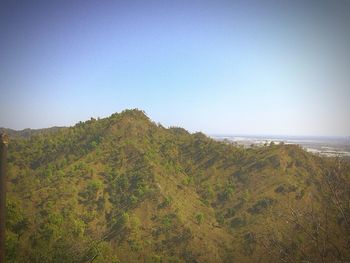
[5,109,350,263]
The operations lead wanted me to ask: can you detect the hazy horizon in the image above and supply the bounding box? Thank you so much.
[1,1,350,136]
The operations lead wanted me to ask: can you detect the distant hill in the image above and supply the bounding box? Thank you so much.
[5,109,350,263]
[0,126,65,139]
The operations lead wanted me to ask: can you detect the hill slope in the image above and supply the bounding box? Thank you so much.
[5,109,350,263]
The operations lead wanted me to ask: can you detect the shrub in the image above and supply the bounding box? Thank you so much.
[275,185,286,193]
[230,217,246,228]
[218,184,235,202]
[195,213,204,225]
[85,179,103,200]
[248,198,276,214]
[158,196,173,209]
[225,207,236,218]
[243,232,256,255]
[215,212,224,225]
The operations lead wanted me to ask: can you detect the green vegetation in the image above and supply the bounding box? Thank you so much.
[230,217,246,229]
[5,109,350,262]
[195,213,204,225]
[247,198,276,214]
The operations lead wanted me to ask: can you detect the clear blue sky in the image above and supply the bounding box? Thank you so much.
[1,0,349,136]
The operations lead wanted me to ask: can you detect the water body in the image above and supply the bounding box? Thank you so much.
[211,135,350,158]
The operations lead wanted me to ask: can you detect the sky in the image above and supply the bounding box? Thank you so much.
[0,0,349,136]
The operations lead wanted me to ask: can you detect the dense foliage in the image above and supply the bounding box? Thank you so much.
[5,109,350,262]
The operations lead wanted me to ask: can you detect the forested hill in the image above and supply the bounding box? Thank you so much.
[5,109,350,263]
[0,126,65,139]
